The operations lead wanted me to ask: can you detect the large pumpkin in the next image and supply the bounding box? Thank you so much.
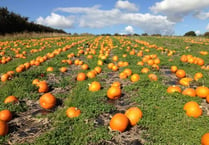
[107,86,122,99]
[39,93,56,109]
[109,113,129,132]
[125,107,142,126]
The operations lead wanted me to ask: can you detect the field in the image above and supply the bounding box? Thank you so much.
[0,35,209,145]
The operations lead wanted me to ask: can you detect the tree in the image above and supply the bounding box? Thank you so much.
[204,32,209,37]
[141,33,148,36]
[184,31,196,36]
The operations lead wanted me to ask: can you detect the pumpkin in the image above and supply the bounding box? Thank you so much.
[182,88,196,97]
[119,72,128,79]
[0,120,8,136]
[0,110,12,122]
[123,68,132,76]
[38,81,49,93]
[201,133,209,145]
[167,86,181,93]
[130,74,140,82]
[89,81,101,92]
[111,82,121,88]
[107,86,122,100]
[196,86,209,98]
[109,113,129,132]
[125,107,142,126]
[87,71,96,78]
[94,66,102,74]
[1,74,9,82]
[76,73,86,81]
[176,69,186,78]
[141,67,149,73]
[183,101,202,118]
[170,66,178,73]
[39,93,56,109]
[46,67,54,72]
[148,73,158,81]
[4,96,18,104]
[194,72,203,81]
[66,107,81,118]
[59,67,67,72]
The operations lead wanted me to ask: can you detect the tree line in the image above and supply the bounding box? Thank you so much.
[0,7,66,35]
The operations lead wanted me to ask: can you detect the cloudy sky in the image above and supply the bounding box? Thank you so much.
[1,0,209,35]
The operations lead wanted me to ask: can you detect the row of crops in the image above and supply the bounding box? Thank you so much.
[0,36,209,144]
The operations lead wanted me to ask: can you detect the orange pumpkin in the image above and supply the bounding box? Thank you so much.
[39,93,56,109]
[59,67,67,72]
[201,133,209,145]
[1,74,9,82]
[107,86,122,100]
[130,74,140,82]
[194,72,203,81]
[170,66,178,73]
[196,86,209,98]
[176,69,186,78]
[89,81,101,92]
[0,120,8,136]
[4,96,18,104]
[38,81,49,93]
[46,67,54,72]
[182,88,196,97]
[183,101,202,118]
[66,107,81,118]
[81,64,89,70]
[123,68,132,76]
[125,107,142,126]
[167,86,181,93]
[148,73,158,81]
[111,82,121,88]
[0,110,12,122]
[109,113,129,132]
[76,73,86,81]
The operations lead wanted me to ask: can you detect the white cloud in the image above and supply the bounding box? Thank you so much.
[206,24,209,31]
[115,0,138,12]
[150,0,209,22]
[125,26,134,34]
[195,30,201,35]
[54,6,174,35]
[36,13,74,29]
[194,11,209,20]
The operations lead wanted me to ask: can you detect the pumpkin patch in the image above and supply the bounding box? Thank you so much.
[0,35,208,145]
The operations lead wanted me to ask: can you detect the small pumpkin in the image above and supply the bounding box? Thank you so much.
[76,73,86,81]
[37,81,49,93]
[167,86,181,93]
[130,74,140,82]
[66,107,81,118]
[176,69,186,78]
[182,88,196,97]
[0,110,12,122]
[4,96,18,104]
[109,113,129,132]
[196,86,209,98]
[89,81,101,92]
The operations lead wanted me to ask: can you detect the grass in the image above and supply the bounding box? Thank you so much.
[0,35,209,145]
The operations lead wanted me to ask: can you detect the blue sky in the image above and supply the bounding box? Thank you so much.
[1,0,209,35]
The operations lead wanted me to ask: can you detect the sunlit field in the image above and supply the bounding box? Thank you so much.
[0,35,209,145]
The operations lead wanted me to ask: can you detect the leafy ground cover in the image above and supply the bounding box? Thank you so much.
[0,35,209,145]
